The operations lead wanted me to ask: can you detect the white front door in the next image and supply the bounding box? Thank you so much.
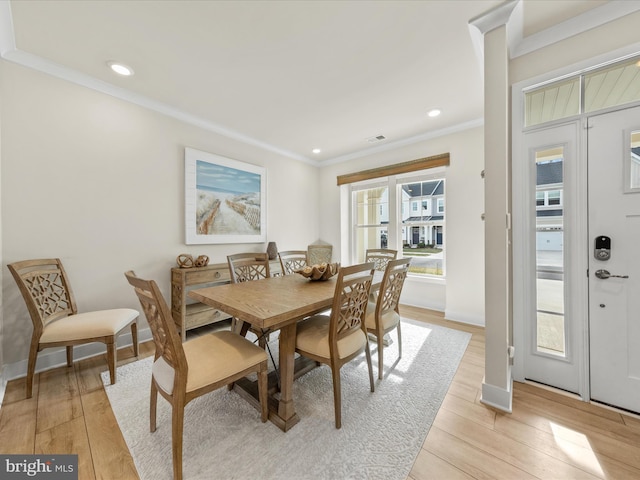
[588,105,640,414]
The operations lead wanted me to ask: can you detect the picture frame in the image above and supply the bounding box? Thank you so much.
[185,147,266,244]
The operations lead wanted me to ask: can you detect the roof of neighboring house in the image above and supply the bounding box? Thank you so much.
[537,160,563,186]
[404,215,444,222]
[632,146,640,157]
[402,180,444,197]
[536,209,563,217]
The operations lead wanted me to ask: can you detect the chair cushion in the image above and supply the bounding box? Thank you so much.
[40,308,138,343]
[364,301,400,332]
[153,330,267,395]
[295,315,366,360]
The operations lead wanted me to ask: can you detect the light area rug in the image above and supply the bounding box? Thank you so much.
[102,318,471,480]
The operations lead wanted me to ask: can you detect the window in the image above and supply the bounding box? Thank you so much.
[525,55,640,127]
[351,172,445,277]
[353,183,389,260]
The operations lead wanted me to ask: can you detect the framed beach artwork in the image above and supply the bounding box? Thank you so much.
[185,148,266,244]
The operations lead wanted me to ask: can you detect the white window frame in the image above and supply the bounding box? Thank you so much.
[348,167,447,279]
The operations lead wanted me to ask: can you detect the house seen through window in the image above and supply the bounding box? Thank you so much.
[352,174,445,277]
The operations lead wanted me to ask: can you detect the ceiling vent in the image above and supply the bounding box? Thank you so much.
[366,135,386,143]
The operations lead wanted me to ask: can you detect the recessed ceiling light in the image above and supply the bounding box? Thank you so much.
[428,109,441,118]
[107,61,134,76]
[312,148,322,154]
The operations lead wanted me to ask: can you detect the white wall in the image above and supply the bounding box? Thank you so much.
[318,127,485,325]
[0,61,320,369]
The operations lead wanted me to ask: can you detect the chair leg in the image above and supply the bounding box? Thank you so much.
[26,339,39,399]
[66,346,73,367]
[331,366,342,429]
[257,362,268,422]
[377,333,384,380]
[397,321,402,360]
[172,403,185,480]
[150,380,158,432]
[106,340,116,385]
[131,321,139,357]
[365,340,375,393]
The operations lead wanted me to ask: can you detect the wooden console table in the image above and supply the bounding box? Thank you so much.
[171,263,232,340]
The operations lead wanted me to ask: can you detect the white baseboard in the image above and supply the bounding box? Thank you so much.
[2,326,152,383]
[443,309,485,327]
[481,376,513,413]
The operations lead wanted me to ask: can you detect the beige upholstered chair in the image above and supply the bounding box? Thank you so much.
[365,258,411,379]
[295,262,375,428]
[125,271,268,480]
[365,248,398,271]
[8,258,139,399]
[278,250,308,275]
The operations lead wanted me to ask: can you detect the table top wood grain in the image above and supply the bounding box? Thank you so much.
[189,274,338,330]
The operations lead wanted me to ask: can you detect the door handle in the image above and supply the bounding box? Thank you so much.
[595,269,629,279]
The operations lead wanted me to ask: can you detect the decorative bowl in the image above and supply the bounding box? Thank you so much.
[296,262,340,281]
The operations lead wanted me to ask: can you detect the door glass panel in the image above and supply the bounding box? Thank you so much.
[630,130,640,191]
[535,147,565,356]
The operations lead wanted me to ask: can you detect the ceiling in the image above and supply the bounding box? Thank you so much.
[3,0,611,165]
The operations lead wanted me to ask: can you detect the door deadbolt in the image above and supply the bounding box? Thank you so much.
[595,269,629,279]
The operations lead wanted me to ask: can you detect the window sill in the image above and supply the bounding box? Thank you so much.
[406,274,446,286]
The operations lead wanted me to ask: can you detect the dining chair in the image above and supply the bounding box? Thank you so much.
[294,262,375,428]
[125,271,268,480]
[365,248,398,271]
[227,253,272,346]
[365,257,411,379]
[8,258,139,399]
[278,250,308,275]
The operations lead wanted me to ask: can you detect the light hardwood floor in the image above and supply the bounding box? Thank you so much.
[1,306,639,479]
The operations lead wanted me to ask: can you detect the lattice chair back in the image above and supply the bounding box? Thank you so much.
[329,262,375,348]
[125,271,186,378]
[278,250,308,275]
[227,252,270,283]
[9,259,77,334]
[377,258,411,317]
[365,248,398,272]
[307,244,332,265]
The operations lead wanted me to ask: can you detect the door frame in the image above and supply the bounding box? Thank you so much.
[512,46,640,402]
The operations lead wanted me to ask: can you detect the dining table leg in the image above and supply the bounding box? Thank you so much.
[271,322,299,431]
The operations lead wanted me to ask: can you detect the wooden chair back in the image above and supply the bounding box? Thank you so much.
[278,250,308,275]
[376,258,411,318]
[124,271,187,382]
[328,262,375,353]
[8,258,78,333]
[365,248,398,271]
[227,252,270,283]
[307,244,332,265]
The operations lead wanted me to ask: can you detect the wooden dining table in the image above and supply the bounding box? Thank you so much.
[189,271,381,431]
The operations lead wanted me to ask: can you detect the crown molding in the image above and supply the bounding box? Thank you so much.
[0,0,315,166]
[1,49,317,165]
[0,0,15,55]
[511,0,640,58]
[319,118,484,168]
